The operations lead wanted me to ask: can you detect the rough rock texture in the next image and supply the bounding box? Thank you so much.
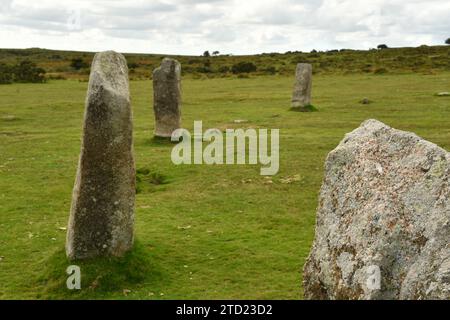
[303,119,449,300]
[291,63,312,109]
[66,51,135,260]
[153,58,181,138]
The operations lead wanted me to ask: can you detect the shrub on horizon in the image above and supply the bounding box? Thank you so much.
[12,60,46,83]
[0,63,13,84]
[70,58,89,70]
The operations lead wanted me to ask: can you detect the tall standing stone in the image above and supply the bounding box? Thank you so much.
[291,63,312,110]
[66,51,135,260]
[303,119,449,299]
[153,58,181,138]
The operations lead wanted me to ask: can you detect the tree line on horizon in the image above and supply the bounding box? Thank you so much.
[0,40,449,83]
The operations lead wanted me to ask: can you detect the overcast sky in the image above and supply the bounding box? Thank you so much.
[0,0,449,55]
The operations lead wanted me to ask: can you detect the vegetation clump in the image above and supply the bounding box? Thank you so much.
[232,62,257,74]
[0,60,46,84]
[70,58,89,70]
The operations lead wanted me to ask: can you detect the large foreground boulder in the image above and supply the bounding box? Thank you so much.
[66,51,135,260]
[303,119,449,299]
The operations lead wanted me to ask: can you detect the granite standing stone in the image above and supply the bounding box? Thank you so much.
[66,51,135,260]
[153,58,181,138]
[303,119,449,299]
[292,63,312,110]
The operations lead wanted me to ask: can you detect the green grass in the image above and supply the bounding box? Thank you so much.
[290,104,318,112]
[0,72,449,299]
[38,241,161,299]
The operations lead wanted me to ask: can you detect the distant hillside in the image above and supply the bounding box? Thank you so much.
[0,46,449,80]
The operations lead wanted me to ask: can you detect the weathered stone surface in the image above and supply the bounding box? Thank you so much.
[153,58,181,138]
[291,63,312,109]
[66,51,135,260]
[303,119,449,300]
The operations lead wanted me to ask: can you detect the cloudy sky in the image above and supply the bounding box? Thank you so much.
[0,0,449,55]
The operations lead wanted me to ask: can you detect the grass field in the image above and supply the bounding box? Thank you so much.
[0,72,449,299]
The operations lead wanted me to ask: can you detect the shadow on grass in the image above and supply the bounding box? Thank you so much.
[146,136,179,147]
[289,105,318,112]
[36,240,166,299]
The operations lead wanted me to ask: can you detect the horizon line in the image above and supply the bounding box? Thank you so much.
[0,44,448,57]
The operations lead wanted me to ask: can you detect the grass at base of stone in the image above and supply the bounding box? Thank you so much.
[152,135,177,143]
[290,105,318,112]
[37,240,162,299]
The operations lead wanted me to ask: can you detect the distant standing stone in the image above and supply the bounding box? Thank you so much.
[153,58,181,138]
[66,51,135,260]
[292,63,312,110]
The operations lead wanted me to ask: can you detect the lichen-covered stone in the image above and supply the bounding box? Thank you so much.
[303,119,449,300]
[291,63,312,109]
[153,58,181,138]
[66,51,135,260]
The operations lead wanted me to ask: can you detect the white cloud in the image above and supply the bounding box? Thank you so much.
[0,0,448,54]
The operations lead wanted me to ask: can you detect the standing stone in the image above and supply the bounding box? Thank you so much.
[153,58,181,138]
[303,119,449,299]
[66,51,135,260]
[291,63,312,110]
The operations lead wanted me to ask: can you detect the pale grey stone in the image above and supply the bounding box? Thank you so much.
[66,51,135,260]
[291,63,312,109]
[303,119,449,300]
[153,58,181,138]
